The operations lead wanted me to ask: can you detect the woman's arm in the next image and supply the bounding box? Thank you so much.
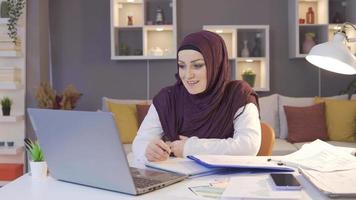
[132,104,165,162]
[182,103,261,157]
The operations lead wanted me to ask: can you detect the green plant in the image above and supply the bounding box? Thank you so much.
[1,96,12,108]
[6,0,26,44]
[24,138,44,162]
[242,68,256,76]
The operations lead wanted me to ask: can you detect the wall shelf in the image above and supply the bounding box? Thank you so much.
[0,146,24,155]
[0,82,22,90]
[110,0,177,60]
[203,25,270,92]
[288,0,356,58]
[0,50,20,57]
[0,115,24,122]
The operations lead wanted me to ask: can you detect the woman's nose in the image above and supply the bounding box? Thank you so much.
[186,68,194,79]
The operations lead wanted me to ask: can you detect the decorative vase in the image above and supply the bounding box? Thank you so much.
[155,7,164,24]
[241,40,250,57]
[242,74,256,87]
[302,33,316,54]
[2,107,10,116]
[306,7,315,24]
[30,161,48,179]
[251,33,262,57]
[127,15,133,26]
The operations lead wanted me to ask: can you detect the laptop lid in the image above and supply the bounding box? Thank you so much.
[27,108,137,195]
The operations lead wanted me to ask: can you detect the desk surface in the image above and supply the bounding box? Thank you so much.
[0,154,333,200]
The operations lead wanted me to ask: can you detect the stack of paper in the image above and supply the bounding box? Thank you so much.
[280,139,356,172]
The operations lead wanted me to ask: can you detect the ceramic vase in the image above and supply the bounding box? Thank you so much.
[30,161,48,179]
[241,40,250,57]
[302,34,316,54]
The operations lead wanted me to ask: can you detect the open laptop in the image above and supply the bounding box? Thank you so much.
[27,108,187,195]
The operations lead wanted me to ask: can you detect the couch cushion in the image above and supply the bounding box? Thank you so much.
[107,101,139,144]
[284,103,328,143]
[102,97,151,111]
[279,94,348,139]
[272,139,298,156]
[259,94,279,137]
[315,98,356,142]
[136,104,151,127]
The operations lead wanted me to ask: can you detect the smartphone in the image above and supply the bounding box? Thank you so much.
[270,173,302,190]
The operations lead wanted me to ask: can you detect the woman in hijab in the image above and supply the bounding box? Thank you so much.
[132,30,261,162]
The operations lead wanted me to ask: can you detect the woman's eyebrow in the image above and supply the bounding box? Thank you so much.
[191,58,204,63]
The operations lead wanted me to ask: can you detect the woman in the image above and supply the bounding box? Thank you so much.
[132,30,261,162]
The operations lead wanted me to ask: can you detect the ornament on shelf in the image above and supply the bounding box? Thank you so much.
[306,7,315,24]
[155,7,164,25]
[302,32,316,54]
[241,40,250,57]
[251,33,262,57]
[127,15,133,26]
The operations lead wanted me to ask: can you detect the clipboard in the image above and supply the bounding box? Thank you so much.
[187,155,294,172]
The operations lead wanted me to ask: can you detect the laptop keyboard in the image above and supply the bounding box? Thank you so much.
[132,177,162,188]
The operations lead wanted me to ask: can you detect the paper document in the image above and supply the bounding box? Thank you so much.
[280,140,356,172]
[188,155,294,172]
[299,168,356,198]
[146,157,220,176]
[221,175,302,199]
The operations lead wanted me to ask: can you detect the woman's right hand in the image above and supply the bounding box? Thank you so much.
[145,139,171,162]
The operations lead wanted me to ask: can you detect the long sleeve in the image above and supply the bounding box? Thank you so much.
[183,103,261,157]
[132,103,261,162]
[132,104,164,162]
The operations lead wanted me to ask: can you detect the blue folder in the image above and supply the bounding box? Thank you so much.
[187,155,294,172]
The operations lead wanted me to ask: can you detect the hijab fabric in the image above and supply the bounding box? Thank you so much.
[153,30,259,141]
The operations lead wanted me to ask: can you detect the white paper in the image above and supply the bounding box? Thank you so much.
[221,175,302,199]
[280,140,356,172]
[299,168,356,194]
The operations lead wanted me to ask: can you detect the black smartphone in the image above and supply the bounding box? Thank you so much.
[270,173,302,190]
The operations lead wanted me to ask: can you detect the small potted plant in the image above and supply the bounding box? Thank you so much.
[242,69,256,87]
[24,138,47,178]
[1,96,12,116]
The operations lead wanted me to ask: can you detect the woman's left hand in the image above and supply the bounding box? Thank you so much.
[169,135,188,157]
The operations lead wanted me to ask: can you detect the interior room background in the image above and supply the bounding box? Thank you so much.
[27,0,355,111]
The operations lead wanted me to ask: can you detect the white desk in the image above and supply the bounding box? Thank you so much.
[0,154,333,200]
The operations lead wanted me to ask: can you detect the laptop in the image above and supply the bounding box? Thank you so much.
[27,108,187,195]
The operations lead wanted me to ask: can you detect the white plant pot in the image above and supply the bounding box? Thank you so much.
[30,161,48,178]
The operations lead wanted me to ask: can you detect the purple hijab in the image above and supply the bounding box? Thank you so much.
[153,30,259,141]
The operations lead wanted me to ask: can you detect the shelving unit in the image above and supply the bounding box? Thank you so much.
[110,0,177,60]
[203,25,270,91]
[288,0,356,58]
[0,2,26,186]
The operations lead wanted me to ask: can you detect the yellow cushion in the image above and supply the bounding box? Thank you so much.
[314,98,356,142]
[107,101,138,144]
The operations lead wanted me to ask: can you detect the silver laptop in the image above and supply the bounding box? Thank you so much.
[27,108,187,195]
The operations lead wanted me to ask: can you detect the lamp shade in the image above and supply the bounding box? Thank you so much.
[306,32,356,75]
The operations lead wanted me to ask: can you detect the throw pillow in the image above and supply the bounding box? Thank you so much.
[107,101,138,144]
[284,103,328,143]
[136,104,151,127]
[314,98,356,142]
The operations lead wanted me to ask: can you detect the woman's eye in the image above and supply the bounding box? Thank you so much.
[178,64,185,68]
[194,63,205,68]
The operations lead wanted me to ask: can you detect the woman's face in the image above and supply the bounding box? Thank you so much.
[178,50,207,94]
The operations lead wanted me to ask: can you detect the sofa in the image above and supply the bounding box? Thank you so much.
[102,94,356,156]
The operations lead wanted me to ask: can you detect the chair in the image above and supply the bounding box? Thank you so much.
[257,122,275,156]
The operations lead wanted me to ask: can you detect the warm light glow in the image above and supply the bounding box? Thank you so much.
[245,59,254,63]
[306,55,356,75]
[156,27,164,31]
[333,26,342,31]
[127,0,134,2]
[215,30,223,33]
[118,3,123,9]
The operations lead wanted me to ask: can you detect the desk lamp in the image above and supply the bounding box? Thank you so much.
[306,22,356,75]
